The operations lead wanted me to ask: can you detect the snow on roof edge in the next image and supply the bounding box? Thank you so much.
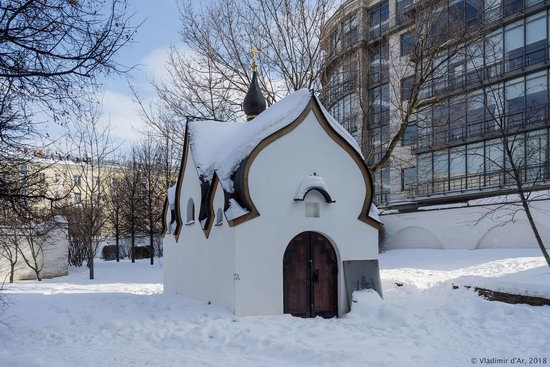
[186,89,365,195]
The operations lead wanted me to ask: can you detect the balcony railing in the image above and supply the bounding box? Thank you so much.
[396,0,544,30]
[373,162,550,206]
[319,78,357,108]
[413,105,550,152]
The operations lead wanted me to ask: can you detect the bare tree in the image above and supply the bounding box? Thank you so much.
[0,226,19,284]
[136,137,165,265]
[153,0,336,127]
[119,150,141,263]
[365,0,493,174]
[66,114,116,279]
[461,38,550,267]
[0,0,137,222]
[16,220,57,282]
[106,167,124,262]
[63,206,89,267]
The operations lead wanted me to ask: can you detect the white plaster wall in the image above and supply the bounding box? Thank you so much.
[382,198,550,250]
[233,111,379,317]
[163,152,235,312]
[40,226,69,279]
[0,224,68,282]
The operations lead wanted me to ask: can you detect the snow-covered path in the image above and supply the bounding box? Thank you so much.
[1,250,549,367]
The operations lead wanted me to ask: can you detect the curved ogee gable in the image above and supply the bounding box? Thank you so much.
[164,91,380,241]
[230,98,379,229]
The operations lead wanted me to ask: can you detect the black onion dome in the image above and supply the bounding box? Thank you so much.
[243,71,266,121]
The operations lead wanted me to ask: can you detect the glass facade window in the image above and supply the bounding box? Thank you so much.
[504,0,524,17]
[525,71,547,122]
[484,0,502,21]
[485,84,504,133]
[506,77,525,127]
[527,0,543,7]
[372,165,391,203]
[449,0,466,25]
[449,146,466,191]
[486,30,504,78]
[433,103,449,145]
[450,146,466,178]
[403,122,417,146]
[433,54,448,93]
[330,31,339,53]
[401,32,413,56]
[417,153,432,191]
[433,151,448,180]
[370,41,389,84]
[342,15,358,48]
[465,0,483,27]
[366,124,390,166]
[449,96,466,141]
[449,51,465,89]
[369,83,390,126]
[433,150,448,192]
[329,93,358,135]
[467,142,484,189]
[396,0,412,25]
[416,107,432,148]
[401,167,417,191]
[525,13,546,66]
[506,134,525,178]
[369,1,390,39]
[467,92,485,138]
[401,75,414,100]
[505,21,524,72]
[526,130,548,181]
[485,139,504,188]
[448,0,483,27]
[466,41,484,84]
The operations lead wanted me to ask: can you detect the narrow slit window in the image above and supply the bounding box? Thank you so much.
[215,208,223,226]
[186,198,195,224]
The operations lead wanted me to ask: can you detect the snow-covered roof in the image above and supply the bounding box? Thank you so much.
[225,198,250,221]
[294,174,335,203]
[187,89,362,193]
[368,204,380,222]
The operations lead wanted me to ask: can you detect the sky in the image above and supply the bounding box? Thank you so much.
[95,0,185,146]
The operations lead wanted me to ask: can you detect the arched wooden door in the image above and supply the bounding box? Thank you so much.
[283,232,338,318]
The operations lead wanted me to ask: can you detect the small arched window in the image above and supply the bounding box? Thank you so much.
[186,198,195,224]
[215,208,223,226]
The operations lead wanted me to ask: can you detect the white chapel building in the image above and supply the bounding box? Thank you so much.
[162,70,382,318]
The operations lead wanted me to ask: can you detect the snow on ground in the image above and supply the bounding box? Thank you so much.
[380,249,550,297]
[0,250,549,367]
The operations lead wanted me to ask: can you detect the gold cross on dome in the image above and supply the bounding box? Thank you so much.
[252,47,260,72]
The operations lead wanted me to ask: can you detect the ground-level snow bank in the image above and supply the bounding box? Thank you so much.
[1,251,549,367]
[380,249,550,298]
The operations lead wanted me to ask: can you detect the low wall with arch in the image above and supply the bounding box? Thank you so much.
[381,197,550,250]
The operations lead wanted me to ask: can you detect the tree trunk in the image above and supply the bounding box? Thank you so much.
[520,193,550,268]
[115,222,120,263]
[131,231,135,263]
[32,256,42,281]
[89,247,95,280]
[149,231,154,265]
[507,144,550,269]
[9,263,15,283]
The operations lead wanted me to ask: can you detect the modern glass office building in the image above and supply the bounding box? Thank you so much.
[320,0,550,209]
